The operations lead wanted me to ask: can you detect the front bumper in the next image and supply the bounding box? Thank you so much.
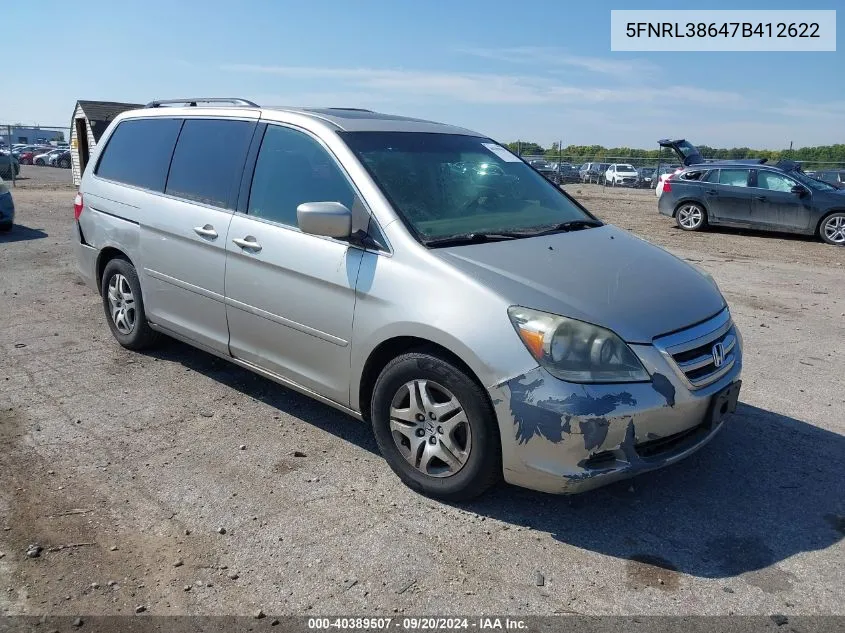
[489,322,743,494]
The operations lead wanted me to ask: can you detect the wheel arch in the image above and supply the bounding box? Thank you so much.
[673,197,708,219]
[96,247,133,293]
[815,208,845,237]
[358,336,491,424]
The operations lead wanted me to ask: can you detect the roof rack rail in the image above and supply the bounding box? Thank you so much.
[144,98,259,108]
[326,107,374,112]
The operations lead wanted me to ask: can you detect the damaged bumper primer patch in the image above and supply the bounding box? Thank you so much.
[489,356,741,494]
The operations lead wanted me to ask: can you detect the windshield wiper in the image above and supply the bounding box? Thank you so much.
[423,232,524,248]
[423,220,603,247]
[515,219,603,236]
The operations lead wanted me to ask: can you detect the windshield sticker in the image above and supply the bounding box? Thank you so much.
[481,143,522,163]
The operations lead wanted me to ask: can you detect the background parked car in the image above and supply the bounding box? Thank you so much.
[814,170,845,189]
[579,162,610,183]
[555,163,580,184]
[655,165,684,197]
[0,176,14,231]
[20,146,53,165]
[48,149,67,166]
[0,152,21,179]
[54,150,72,168]
[638,167,656,188]
[657,163,845,246]
[34,148,65,166]
[605,164,640,187]
[528,158,557,181]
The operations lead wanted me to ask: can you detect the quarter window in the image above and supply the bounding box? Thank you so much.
[248,125,356,228]
[95,118,181,192]
[757,171,795,193]
[718,169,750,188]
[165,119,254,208]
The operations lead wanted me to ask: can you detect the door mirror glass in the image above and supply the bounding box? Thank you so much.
[297,201,352,238]
[791,184,808,196]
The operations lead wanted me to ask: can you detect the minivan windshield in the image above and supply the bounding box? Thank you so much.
[341,132,597,244]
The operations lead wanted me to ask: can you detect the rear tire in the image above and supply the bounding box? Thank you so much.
[35,159,44,166]
[0,222,12,232]
[675,202,707,231]
[100,258,160,350]
[58,158,70,168]
[819,212,845,246]
[370,352,501,501]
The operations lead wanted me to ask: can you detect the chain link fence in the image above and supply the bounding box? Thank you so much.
[1,124,71,186]
[517,152,845,188]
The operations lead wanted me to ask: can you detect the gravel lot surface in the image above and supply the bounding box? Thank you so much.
[1,167,843,617]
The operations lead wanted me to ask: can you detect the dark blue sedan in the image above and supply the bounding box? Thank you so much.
[0,177,14,231]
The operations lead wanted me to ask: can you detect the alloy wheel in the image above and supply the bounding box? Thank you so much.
[107,273,137,334]
[822,215,845,245]
[388,379,472,478]
[677,205,703,229]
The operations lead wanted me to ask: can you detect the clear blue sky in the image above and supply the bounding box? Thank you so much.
[4,0,842,149]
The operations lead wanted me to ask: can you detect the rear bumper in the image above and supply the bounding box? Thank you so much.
[74,223,99,292]
[489,327,743,495]
[657,194,675,217]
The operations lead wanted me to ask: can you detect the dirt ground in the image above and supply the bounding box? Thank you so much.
[1,166,843,618]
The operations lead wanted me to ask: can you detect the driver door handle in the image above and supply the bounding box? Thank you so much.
[193,224,218,239]
[754,195,767,201]
[232,236,262,252]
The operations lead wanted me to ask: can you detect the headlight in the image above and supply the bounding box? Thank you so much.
[507,306,649,383]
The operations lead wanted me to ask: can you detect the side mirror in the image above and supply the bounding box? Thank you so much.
[296,201,352,238]
[790,184,808,196]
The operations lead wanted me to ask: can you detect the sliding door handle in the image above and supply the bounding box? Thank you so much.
[232,236,262,252]
[193,224,218,239]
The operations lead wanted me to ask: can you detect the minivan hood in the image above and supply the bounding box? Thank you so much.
[432,225,725,343]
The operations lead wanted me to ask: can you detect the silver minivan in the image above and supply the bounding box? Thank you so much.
[75,99,743,500]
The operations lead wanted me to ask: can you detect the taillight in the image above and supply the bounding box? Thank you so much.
[662,180,672,192]
[73,192,83,220]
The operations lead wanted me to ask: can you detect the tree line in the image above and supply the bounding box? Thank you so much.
[504,142,845,164]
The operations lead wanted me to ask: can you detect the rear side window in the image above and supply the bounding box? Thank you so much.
[718,169,749,187]
[95,118,181,192]
[165,119,254,209]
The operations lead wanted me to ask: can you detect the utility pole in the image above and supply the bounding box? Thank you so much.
[557,139,562,184]
[6,125,15,187]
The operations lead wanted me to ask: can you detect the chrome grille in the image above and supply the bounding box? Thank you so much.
[653,309,738,390]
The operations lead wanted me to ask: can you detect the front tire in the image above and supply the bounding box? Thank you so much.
[370,352,501,501]
[100,258,160,350]
[35,159,45,166]
[675,202,707,231]
[819,212,845,246]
